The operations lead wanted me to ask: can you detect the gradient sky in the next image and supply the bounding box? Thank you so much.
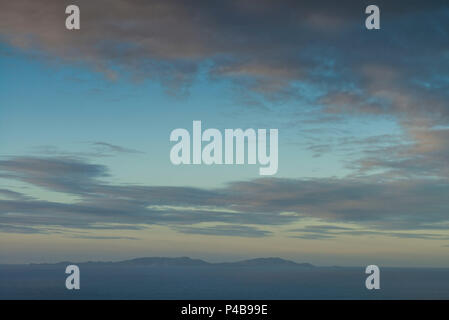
[0,0,449,267]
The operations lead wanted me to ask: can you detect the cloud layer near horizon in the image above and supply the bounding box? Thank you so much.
[0,156,448,239]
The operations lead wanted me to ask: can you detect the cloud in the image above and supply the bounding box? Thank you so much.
[90,142,144,154]
[0,156,109,195]
[0,1,447,100]
[0,224,46,234]
[2,1,449,179]
[0,156,448,238]
[32,142,144,157]
[352,128,449,178]
[0,189,32,201]
[174,225,272,238]
[69,235,139,240]
[289,225,449,240]
[0,157,300,235]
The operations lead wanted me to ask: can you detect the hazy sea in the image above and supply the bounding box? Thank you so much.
[1,264,449,299]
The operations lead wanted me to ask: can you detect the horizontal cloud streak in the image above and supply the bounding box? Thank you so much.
[174,225,272,238]
[0,156,448,238]
[290,225,449,240]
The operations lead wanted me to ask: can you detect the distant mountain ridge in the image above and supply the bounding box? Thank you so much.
[217,257,314,267]
[28,256,315,268]
[118,257,210,266]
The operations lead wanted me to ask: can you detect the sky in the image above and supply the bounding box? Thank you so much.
[0,0,449,267]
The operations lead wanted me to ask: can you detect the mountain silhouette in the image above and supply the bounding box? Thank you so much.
[27,256,315,267]
[217,257,314,267]
[117,257,211,266]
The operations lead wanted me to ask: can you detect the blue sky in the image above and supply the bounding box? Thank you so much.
[1,44,381,186]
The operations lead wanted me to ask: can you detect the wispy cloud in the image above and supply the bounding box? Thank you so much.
[2,1,449,180]
[289,225,449,240]
[90,142,144,154]
[0,156,448,238]
[173,225,272,238]
[32,142,144,158]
